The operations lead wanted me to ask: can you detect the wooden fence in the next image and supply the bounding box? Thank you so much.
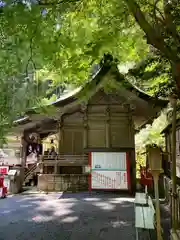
[164,176,180,229]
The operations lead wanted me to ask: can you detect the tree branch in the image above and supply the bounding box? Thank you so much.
[148,0,165,22]
[163,0,180,46]
[37,0,80,6]
[124,0,179,62]
[26,26,38,77]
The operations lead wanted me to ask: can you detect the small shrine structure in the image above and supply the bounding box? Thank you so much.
[12,55,167,193]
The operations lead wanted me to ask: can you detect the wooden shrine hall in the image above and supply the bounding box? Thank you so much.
[13,55,167,193]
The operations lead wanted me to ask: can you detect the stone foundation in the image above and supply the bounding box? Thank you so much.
[38,174,88,192]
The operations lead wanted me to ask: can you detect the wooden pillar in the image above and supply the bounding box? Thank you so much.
[20,133,27,168]
[58,115,64,155]
[39,155,44,173]
[82,103,88,149]
[54,157,58,174]
[105,106,110,148]
[129,106,135,147]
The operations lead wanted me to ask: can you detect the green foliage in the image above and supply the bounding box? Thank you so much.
[0,0,150,142]
[136,150,145,178]
[124,0,180,63]
[0,0,179,143]
[135,111,168,176]
[135,111,167,149]
[128,53,176,97]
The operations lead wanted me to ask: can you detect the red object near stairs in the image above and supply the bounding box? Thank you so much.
[0,176,7,198]
[24,163,37,186]
[140,166,153,187]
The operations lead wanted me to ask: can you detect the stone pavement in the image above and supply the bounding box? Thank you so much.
[0,192,136,240]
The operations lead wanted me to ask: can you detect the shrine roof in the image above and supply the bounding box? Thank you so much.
[13,54,168,132]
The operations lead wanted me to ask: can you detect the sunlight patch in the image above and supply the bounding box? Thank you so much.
[53,209,74,217]
[83,198,101,201]
[20,204,34,208]
[111,220,129,228]
[31,215,54,222]
[61,216,79,223]
[92,202,115,210]
[108,198,134,203]
[59,198,78,203]
[1,210,12,214]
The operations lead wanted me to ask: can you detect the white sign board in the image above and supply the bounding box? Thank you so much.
[0,148,21,166]
[8,170,17,176]
[3,176,9,190]
[91,152,128,190]
[92,170,128,189]
[91,152,126,170]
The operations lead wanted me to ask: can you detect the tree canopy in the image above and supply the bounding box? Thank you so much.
[0,0,180,142]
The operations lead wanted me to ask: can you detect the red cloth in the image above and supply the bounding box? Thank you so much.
[140,167,153,187]
[0,176,7,197]
[0,176,4,188]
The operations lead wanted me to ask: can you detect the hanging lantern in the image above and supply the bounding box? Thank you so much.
[147,145,163,171]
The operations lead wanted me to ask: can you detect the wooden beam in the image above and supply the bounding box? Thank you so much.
[105,105,110,148]
[21,133,28,167]
[58,115,64,155]
[81,103,88,149]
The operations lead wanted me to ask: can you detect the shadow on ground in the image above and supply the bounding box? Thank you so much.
[0,192,136,240]
[0,191,171,240]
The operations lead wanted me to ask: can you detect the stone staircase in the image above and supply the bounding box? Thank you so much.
[24,163,37,186]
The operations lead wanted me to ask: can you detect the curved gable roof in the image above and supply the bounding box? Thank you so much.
[14,55,168,129]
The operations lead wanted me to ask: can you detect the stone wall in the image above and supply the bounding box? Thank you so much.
[38,174,88,192]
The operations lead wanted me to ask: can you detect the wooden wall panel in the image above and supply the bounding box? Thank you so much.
[110,125,134,148]
[88,129,106,148]
[59,90,135,152]
[88,105,107,114]
[63,112,83,126]
[86,101,135,149]
[61,129,84,154]
[110,105,128,112]
[109,110,134,148]
[62,130,73,154]
[73,131,84,154]
[88,90,109,105]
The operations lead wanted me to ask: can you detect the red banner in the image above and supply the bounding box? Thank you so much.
[0,167,9,175]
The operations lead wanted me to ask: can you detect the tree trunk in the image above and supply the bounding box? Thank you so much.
[173,63,180,95]
[170,97,177,230]
[124,0,177,60]
[125,0,180,94]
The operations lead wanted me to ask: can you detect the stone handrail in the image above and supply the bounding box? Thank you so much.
[24,163,37,179]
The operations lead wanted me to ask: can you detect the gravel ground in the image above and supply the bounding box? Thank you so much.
[0,191,171,240]
[0,192,136,240]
